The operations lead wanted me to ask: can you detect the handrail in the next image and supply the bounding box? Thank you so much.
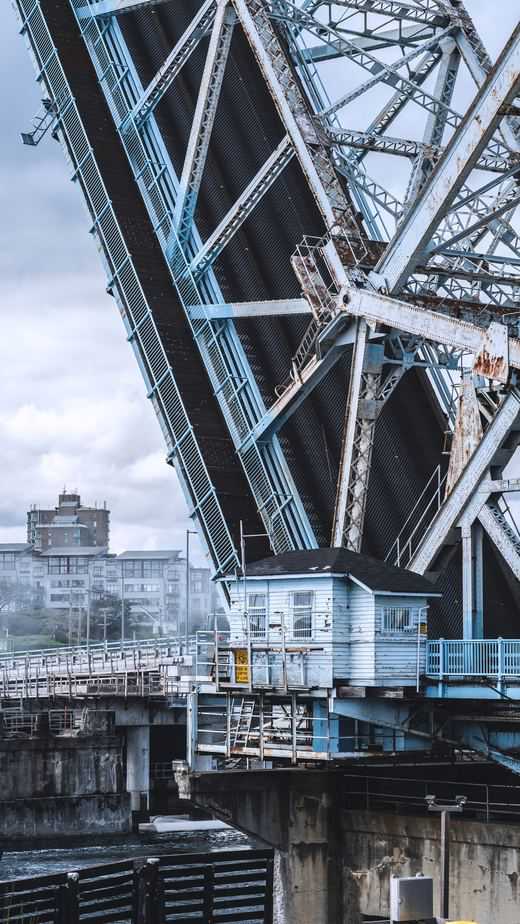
[427,638,520,679]
[0,633,191,663]
[386,465,447,567]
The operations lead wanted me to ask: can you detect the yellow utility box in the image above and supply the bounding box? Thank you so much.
[234,649,250,684]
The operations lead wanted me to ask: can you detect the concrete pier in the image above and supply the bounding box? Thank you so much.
[182,767,520,924]
[0,735,129,839]
[179,768,361,924]
[126,725,150,813]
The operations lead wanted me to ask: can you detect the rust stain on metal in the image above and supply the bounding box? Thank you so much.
[445,374,483,496]
[474,349,507,382]
[473,321,509,384]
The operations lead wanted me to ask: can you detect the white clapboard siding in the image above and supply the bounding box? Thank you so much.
[228,575,334,689]
[347,584,376,685]
[373,594,427,686]
[331,576,351,680]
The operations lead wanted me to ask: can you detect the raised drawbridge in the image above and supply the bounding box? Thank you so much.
[10,0,520,751]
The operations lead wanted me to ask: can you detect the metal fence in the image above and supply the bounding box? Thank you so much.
[343,772,520,823]
[0,849,274,923]
[427,638,520,678]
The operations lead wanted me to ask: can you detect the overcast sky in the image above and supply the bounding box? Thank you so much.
[0,1,518,558]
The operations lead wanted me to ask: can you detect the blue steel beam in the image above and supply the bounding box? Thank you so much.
[248,324,360,444]
[329,0,449,27]
[427,190,520,256]
[187,299,310,320]
[71,2,317,555]
[190,137,295,279]
[123,0,217,131]
[320,27,454,119]
[77,0,169,17]
[302,25,438,61]
[172,0,235,246]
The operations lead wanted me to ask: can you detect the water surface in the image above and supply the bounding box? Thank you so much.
[0,827,253,881]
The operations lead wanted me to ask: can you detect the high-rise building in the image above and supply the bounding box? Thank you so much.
[27,492,110,552]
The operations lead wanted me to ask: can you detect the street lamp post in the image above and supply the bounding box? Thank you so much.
[121,563,126,644]
[426,794,467,919]
[185,529,197,653]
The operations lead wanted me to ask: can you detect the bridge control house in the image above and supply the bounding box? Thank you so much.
[219,549,441,692]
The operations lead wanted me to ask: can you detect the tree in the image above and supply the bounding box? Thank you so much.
[90,593,134,641]
[0,578,44,634]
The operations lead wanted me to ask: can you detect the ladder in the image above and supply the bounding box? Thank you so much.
[230,697,256,749]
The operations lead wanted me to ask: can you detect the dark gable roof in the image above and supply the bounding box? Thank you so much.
[245,548,440,595]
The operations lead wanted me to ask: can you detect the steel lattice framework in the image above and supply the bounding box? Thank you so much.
[12,0,520,634]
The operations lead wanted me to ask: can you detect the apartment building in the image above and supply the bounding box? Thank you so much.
[27,492,110,552]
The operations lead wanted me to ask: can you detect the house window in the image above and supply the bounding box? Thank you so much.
[382,606,414,633]
[292,592,313,639]
[248,593,266,638]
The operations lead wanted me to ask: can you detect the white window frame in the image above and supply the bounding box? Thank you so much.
[382,606,415,634]
[292,591,313,639]
[248,593,267,638]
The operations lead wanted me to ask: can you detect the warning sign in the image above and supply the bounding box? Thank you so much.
[234,649,250,684]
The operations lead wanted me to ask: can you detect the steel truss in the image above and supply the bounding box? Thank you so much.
[12,0,520,631]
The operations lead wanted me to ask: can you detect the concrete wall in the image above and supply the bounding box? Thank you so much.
[185,768,520,924]
[0,793,131,839]
[344,810,520,922]
[0,735,130,839]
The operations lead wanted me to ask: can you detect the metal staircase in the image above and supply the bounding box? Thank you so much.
[387,386,518,570]
[408,390,520,575]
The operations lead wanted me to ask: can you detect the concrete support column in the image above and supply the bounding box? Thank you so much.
[186,769,361,924]
[126,725,150,813]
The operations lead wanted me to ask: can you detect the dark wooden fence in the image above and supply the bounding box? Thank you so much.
[0,849,274,923]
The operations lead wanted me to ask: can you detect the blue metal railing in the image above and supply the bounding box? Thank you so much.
[427,639,520,679]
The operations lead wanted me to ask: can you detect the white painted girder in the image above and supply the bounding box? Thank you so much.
[344,287,520,384]
[478,503,520,582]
[376,22,520,293]
[331,319,368,548]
